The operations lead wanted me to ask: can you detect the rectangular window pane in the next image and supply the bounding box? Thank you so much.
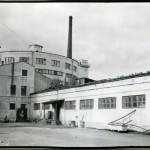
[36,58,46,65]
[80,99,93,110]
[21,86,27,96]
[34,103,40,110]
[5,57,14,64]
[65,101,76,110]
[10,103,15,110]
[19,57,29,63]
[98,97,116,109]
[52,60,60,67]
[65,63,71,69]
[10,85,16,95]
[22,70,28,76]
[122,95,145,108]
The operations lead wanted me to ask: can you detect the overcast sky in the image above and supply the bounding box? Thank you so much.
[0,3,150,80]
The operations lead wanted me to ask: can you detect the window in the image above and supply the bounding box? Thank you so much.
[74,66,77,72]
[66,73,72,78]
[10,85,16,95]
[65,101,76,110]
[21,86,27,96]
[49,70,54,75]
[98,97,116,109]
[21,104,26,109]
[57,71,63,76]
[22,70,28,76]
[34,103,40,110]
[19,57,29,63]
[42,104,50,110]
[122,95,145,108]
[36,69,63,76]
[80,99,94,109]
[52,60,60,67]
[5,57,14,64]
[10,103,15,110]
[36,58,46,65]
[42,69,49,74]
[65,63,71,69]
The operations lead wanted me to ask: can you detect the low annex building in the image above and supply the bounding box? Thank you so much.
[30,72,150,131]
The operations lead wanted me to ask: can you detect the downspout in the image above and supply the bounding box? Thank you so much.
[11,57,15,85]
[32,51,34,66]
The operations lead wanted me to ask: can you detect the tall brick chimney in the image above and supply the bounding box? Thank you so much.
[67,16,73,59]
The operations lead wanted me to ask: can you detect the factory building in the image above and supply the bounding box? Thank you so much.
[30,72,150,131]
[0,45,90,83]
[0,16,90,84]
[0,16,149,132]
[0,16,91,122]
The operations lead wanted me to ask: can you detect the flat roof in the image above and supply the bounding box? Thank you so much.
[30,71,150,95]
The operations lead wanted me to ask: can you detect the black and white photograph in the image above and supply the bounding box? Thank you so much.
[0,3,150,147]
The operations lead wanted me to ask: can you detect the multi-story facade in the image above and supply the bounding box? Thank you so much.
[0,44,90,84]
[0,61,51,121]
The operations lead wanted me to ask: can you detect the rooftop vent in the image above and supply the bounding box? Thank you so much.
[28,44,43,52]
[79,59,90,68]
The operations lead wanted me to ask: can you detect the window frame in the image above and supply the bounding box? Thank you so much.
[80,99,94,110]
[34,103,40,110]
[19,57,29,63]
[65,101,76,110]
[51,60,60,67]
[36,58,46,65]
[22,70,28,76]
[122,95,145,109]
[10,103,15,110]
[98,97,116,109]
[65,63,71,70]
[21,86,27,96]
[5,57,14,64]
[10,85,16,95]
[74,66,77,72]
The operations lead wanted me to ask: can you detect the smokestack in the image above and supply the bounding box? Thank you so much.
[67,16,73,59]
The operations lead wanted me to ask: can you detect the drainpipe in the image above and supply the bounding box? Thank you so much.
[32,51,34,66]
[11,58,15,85]
[44,104,45,119]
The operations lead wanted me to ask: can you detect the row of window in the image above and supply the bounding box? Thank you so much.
[9,103,26,110]
[34,103,50,110]
[35,69,74,78]
[36,59,77,72]
[33,95,145,111]
[10,85,27,96]
[65,95,145,110]
[2,57,77,72]
[35,69,63,76]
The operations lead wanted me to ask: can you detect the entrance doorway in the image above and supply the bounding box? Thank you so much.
[52,101,64,125]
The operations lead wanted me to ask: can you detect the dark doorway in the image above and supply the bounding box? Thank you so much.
[16,104,27,122]
[52,101,64,125]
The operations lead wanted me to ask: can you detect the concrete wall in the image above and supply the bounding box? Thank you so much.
[34,71,51,92]
[0,62,35,96]
[30,75,150,130]
[0,96,30,121]
[0,62,35,121]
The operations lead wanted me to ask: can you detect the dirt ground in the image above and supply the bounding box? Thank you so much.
[0,123,150,147]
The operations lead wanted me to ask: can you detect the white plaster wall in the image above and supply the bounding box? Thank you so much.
[0,51,89,80]
[30,74,150,130]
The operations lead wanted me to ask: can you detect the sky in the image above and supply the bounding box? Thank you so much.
[0,3,150,80]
